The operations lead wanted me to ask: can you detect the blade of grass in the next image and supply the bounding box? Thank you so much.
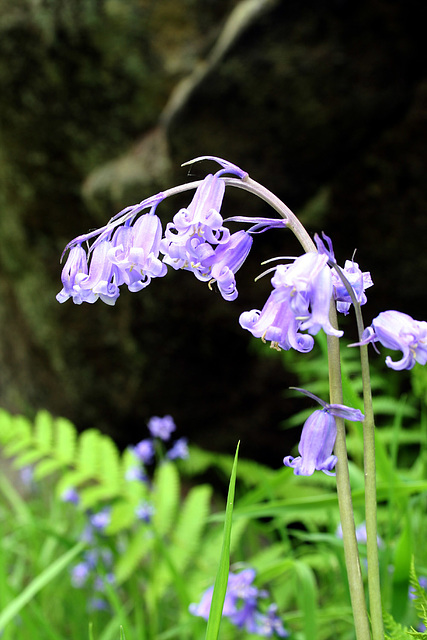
[0,541,85,632]
[204,442,239,640]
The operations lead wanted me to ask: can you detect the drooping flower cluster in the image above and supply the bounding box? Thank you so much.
[57,194,167,306]
[240,252,343,353]
[189,568,288,637]
[57,157,286,306]
[238,233,375,353]
[283,388,364,476]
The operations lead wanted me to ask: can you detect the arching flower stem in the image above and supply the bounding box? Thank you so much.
[222,176,317,253]
[228,174,373,640]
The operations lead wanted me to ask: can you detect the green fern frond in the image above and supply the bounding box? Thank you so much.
[170,484,212,572]
[383,610,411,640]
[54,417,77,464]
[0,408,216,589]
[97,435,122,491]
[152,461,180,537]
[115,529,156,583]
[2,415,33,455]
[409,559,427,630]
[33,458,64,481]
[34,410,54,452]
[76,429,101,475]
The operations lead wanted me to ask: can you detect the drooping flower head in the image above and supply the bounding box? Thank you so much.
[57,194,166,305]
[160,158,284,300]
[284,388,364,476]
[240,252,342,353]
[356,310,427,370]
[58,157,286,304]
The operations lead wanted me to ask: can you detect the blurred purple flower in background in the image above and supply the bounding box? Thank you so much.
[132,438,155,464]
[167,437,189,460]
[189,568,288,637]
[147,415,176,441]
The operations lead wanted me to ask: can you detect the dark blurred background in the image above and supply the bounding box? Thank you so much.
[1,0,426,465]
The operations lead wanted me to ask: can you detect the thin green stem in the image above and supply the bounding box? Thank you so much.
[359,343,384,640]
[327,318,372,640]
[225,176,317,252]
[232,176,372,639]
[332,266,384,640]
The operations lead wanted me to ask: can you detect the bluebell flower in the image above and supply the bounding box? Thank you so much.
[88,597,109,612]
[61,487,80,504]
[167,437,189,460]
[147,415,176,441]
[94,572,116,592]
[131,438,155,464]
[315,232,373,315]
[356,310,427,370]
[57,195,166,305]
[159,158,278,301]
[205,231,253,301]
[108,213,167,292]
[284,388,364,476]
[227,568,259,601]
[135,501,155,523]
[89,508,111,531]
[56,245,89,303]
[19,465,35,488]
[71,562,91,588]
[240,252,342,353]
[189,585,237,620]
[83,550,99,569]
[160,172,235,296]
[332,260,373,315]
[125,466,147,482]
[230,598,259,632]
[189,568,286,637]
[80,523,96,544]
[57,157,288,304]
[255,604,289,637]
[63,239,122,306]
[189,570,257,622]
